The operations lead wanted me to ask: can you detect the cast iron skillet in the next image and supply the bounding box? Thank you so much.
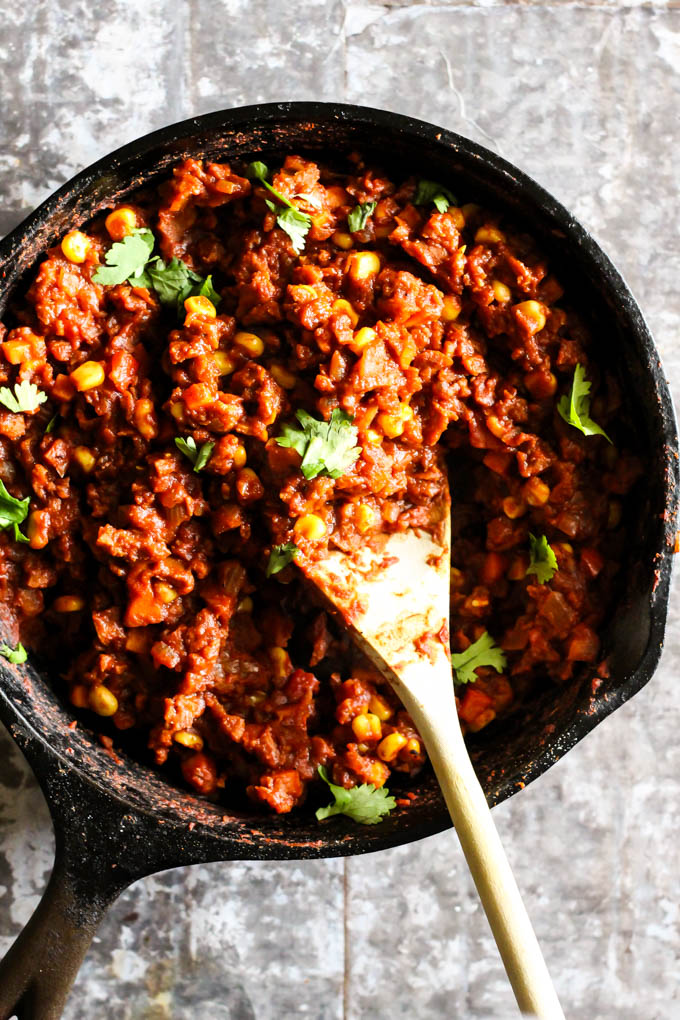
[0,102,676,1020]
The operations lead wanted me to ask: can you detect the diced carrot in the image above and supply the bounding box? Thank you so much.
[481,551,507,586]
[183,383,214,410]
[108,350,139,392]
[458,687,493,725]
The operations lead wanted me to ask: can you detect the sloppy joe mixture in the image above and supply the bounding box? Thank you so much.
[0,154,638,816]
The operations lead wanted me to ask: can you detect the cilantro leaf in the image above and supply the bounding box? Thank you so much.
[276,408,361,480]
[414,179,457,213]
[275,206,313,254]
[347,201,377,233]
[92,228,155,287]
[451,631,507,685]
[0,479,29,544]
[316,765,396,825]
[137,257,222,317]
[0,641,27,665]
[246,161,312,254]
[196,275,221,307]
[0,381,47,414]
[557,363,611,443]
[174,436,214,473]
[266,542,299,577]
[145,257,201,305]
[526,533,558,585]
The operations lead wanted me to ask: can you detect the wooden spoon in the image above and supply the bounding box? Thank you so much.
[298,467,565,1020]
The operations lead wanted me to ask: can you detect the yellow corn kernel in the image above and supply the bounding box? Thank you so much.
[234,331,265,357]
[270,364,296,389]
[351,713,382,742]
[105,206,137,241]
[377,403,412,440]
[61,230,90,264]
[27,510,48,550]
[155,582,177,604]
[450,567,465,588]
[270,645,291,680]
[233,443,247,469]
[332,298,359,327]
[365,429,382,445]
[442,295,461,322]
[377,732,408,762]
[349,251,381,282]
[214,351,236,375]
[70,360,105,392]
[70,685,90,709]
[607,499,622,530]
[475,225,505,244]
[368,694,393,721]
[523,477,551,507]
[350,326,377,355]
[332,231,354,250]
[467,708,496,733]
[125,629,148,653]
[184,295,216,320]
[294,514,327,541]
[53,595,85,613]
[377,412,403,439]
[73,446,96,473]
[486,415,507,441]
[502,497,527,519]
[134,397,156,440]
[355,504,375,534]
[492,280,512,303]
[514,300,546,335]
[237,596,253,613]
[405,737,421,757]
[89,685,118,717]
[174,730,204,751]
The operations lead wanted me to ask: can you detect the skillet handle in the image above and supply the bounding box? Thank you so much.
[0,847,126,1020]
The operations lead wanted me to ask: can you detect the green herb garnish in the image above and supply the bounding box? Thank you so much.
[92,228,155,287]
[316,765,396,825]
[347,201,377,233]
[174,436,215,473]
[0,381,47,414]
[557,364,611,443]
[0,480,29,544]
[414,179,457,214]
[266,542,299,577]
[451,631,507,685]
[0,641,27,665]
[45,414,58,434]
[246,162,312,254]
[526,533,558,585]
[276,408,361,480]
[136,257,221,314]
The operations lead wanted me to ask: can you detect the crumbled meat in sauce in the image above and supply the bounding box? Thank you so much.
[0,154,639,814]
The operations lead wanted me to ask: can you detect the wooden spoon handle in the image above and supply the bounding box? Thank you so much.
[403,693,565,1020]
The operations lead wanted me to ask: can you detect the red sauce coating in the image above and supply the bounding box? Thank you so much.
[0,155,639,814]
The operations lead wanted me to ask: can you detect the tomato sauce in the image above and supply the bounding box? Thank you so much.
[0,155,639,814]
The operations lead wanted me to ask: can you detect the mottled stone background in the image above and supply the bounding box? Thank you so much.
[1,1,679,1017]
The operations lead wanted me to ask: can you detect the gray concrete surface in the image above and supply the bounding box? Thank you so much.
[0,1,678,1017]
